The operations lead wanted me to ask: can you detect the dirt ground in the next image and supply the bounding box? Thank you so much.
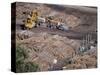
[14,2,97,72]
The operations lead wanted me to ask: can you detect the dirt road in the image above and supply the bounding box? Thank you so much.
[16,24,97,40]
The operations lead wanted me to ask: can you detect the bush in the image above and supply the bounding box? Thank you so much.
[16,45,28,62]
[16,61,39,72]
[16,44,39,72]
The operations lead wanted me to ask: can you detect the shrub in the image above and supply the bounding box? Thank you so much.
[16,44,39,72]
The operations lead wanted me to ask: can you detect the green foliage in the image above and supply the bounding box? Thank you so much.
[16,44,39,72]
[16,45,28,62]
[16,61,39,72]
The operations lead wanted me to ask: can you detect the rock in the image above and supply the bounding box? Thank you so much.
[16,30,35,40]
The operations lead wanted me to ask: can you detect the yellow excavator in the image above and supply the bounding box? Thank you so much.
[23,9,39,29]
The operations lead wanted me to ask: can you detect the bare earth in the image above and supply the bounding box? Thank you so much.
[15,2,97,71]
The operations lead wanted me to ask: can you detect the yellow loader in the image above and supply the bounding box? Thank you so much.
[24,10,39,29]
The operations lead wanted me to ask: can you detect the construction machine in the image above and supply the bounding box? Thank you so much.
[23,9,39,29]
[45,16,69,31]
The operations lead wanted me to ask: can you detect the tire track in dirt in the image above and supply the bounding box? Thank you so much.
[16,24,97,40]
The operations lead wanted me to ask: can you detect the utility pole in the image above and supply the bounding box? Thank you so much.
[85,34,87,51]
[79,32,93,53]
